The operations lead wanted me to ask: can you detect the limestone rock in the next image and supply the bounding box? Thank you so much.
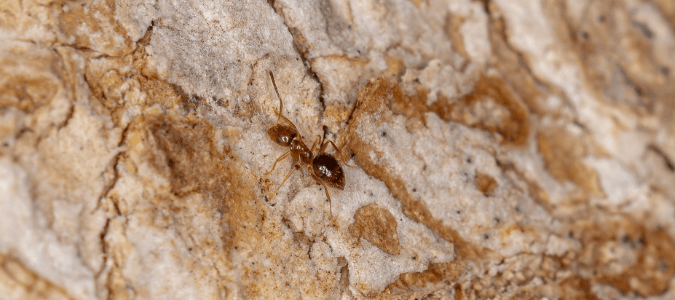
[1,0,674,299]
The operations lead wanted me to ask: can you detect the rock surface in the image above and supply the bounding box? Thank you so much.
[1,0,675,299]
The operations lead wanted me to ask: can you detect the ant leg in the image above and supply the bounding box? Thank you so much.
[319,140,357,168]
[269,71,284,124]
[310,135,322,153]
[311,172,334,220]
[269,164,300,199]
[265,150,291,175]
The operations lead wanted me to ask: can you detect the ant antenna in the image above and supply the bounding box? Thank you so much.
[269,71,283,124]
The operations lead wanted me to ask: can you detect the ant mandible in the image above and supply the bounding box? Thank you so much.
[265,71,351,219]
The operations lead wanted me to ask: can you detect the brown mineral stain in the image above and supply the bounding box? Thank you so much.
[343,80,485,261]
[437,75,530,146]
[337,257,350,294]
[444,13,470,62]
[137,109,335,298]
[454,284,464,299]
[549,1,675,121]
[115,111,262,298]
[559,276,598,300]
[525,179,552,211]
[0,45,65,114]
[324,101,353,123]
[342,79,484,296]
[537,126,603,195]
[498,223,539,242]
[487,14,549,117]
[85,55,137,125]
[58,1,133,56]
[0,73,60,113]
[383,55,405,78]
[0,254,73,300]
[379,263,465,297]
[134,44,196,116]
[84,26,194,125]
[573,218,675,296]
[356,74,529,149]
[475,172,498,195]
[497,160,552,212]
[390,84,430,122]
[107,266,130,300]
[0,0,21,30]
[142,113,260,254]
[654,0,675,30]
[348,203,401,255]
[486,215,675,298]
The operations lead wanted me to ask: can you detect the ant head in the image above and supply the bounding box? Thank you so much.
[268,124,297,147]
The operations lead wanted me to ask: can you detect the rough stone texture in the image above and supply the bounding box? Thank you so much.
[1,0,674,299]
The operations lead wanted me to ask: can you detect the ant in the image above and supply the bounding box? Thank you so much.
[265,71,352,219]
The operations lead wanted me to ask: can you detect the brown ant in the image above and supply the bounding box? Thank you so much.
[265,71,351,219]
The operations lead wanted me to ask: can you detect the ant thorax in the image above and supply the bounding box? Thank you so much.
[291,139,313,165]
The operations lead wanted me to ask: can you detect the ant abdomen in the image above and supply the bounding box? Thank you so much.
[313,153,345,190]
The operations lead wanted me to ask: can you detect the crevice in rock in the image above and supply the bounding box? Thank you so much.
[648,144,675,172]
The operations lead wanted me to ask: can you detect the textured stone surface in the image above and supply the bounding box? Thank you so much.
[1,0,675,299]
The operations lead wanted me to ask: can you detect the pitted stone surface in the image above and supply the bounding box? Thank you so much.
[1,0,674,299]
